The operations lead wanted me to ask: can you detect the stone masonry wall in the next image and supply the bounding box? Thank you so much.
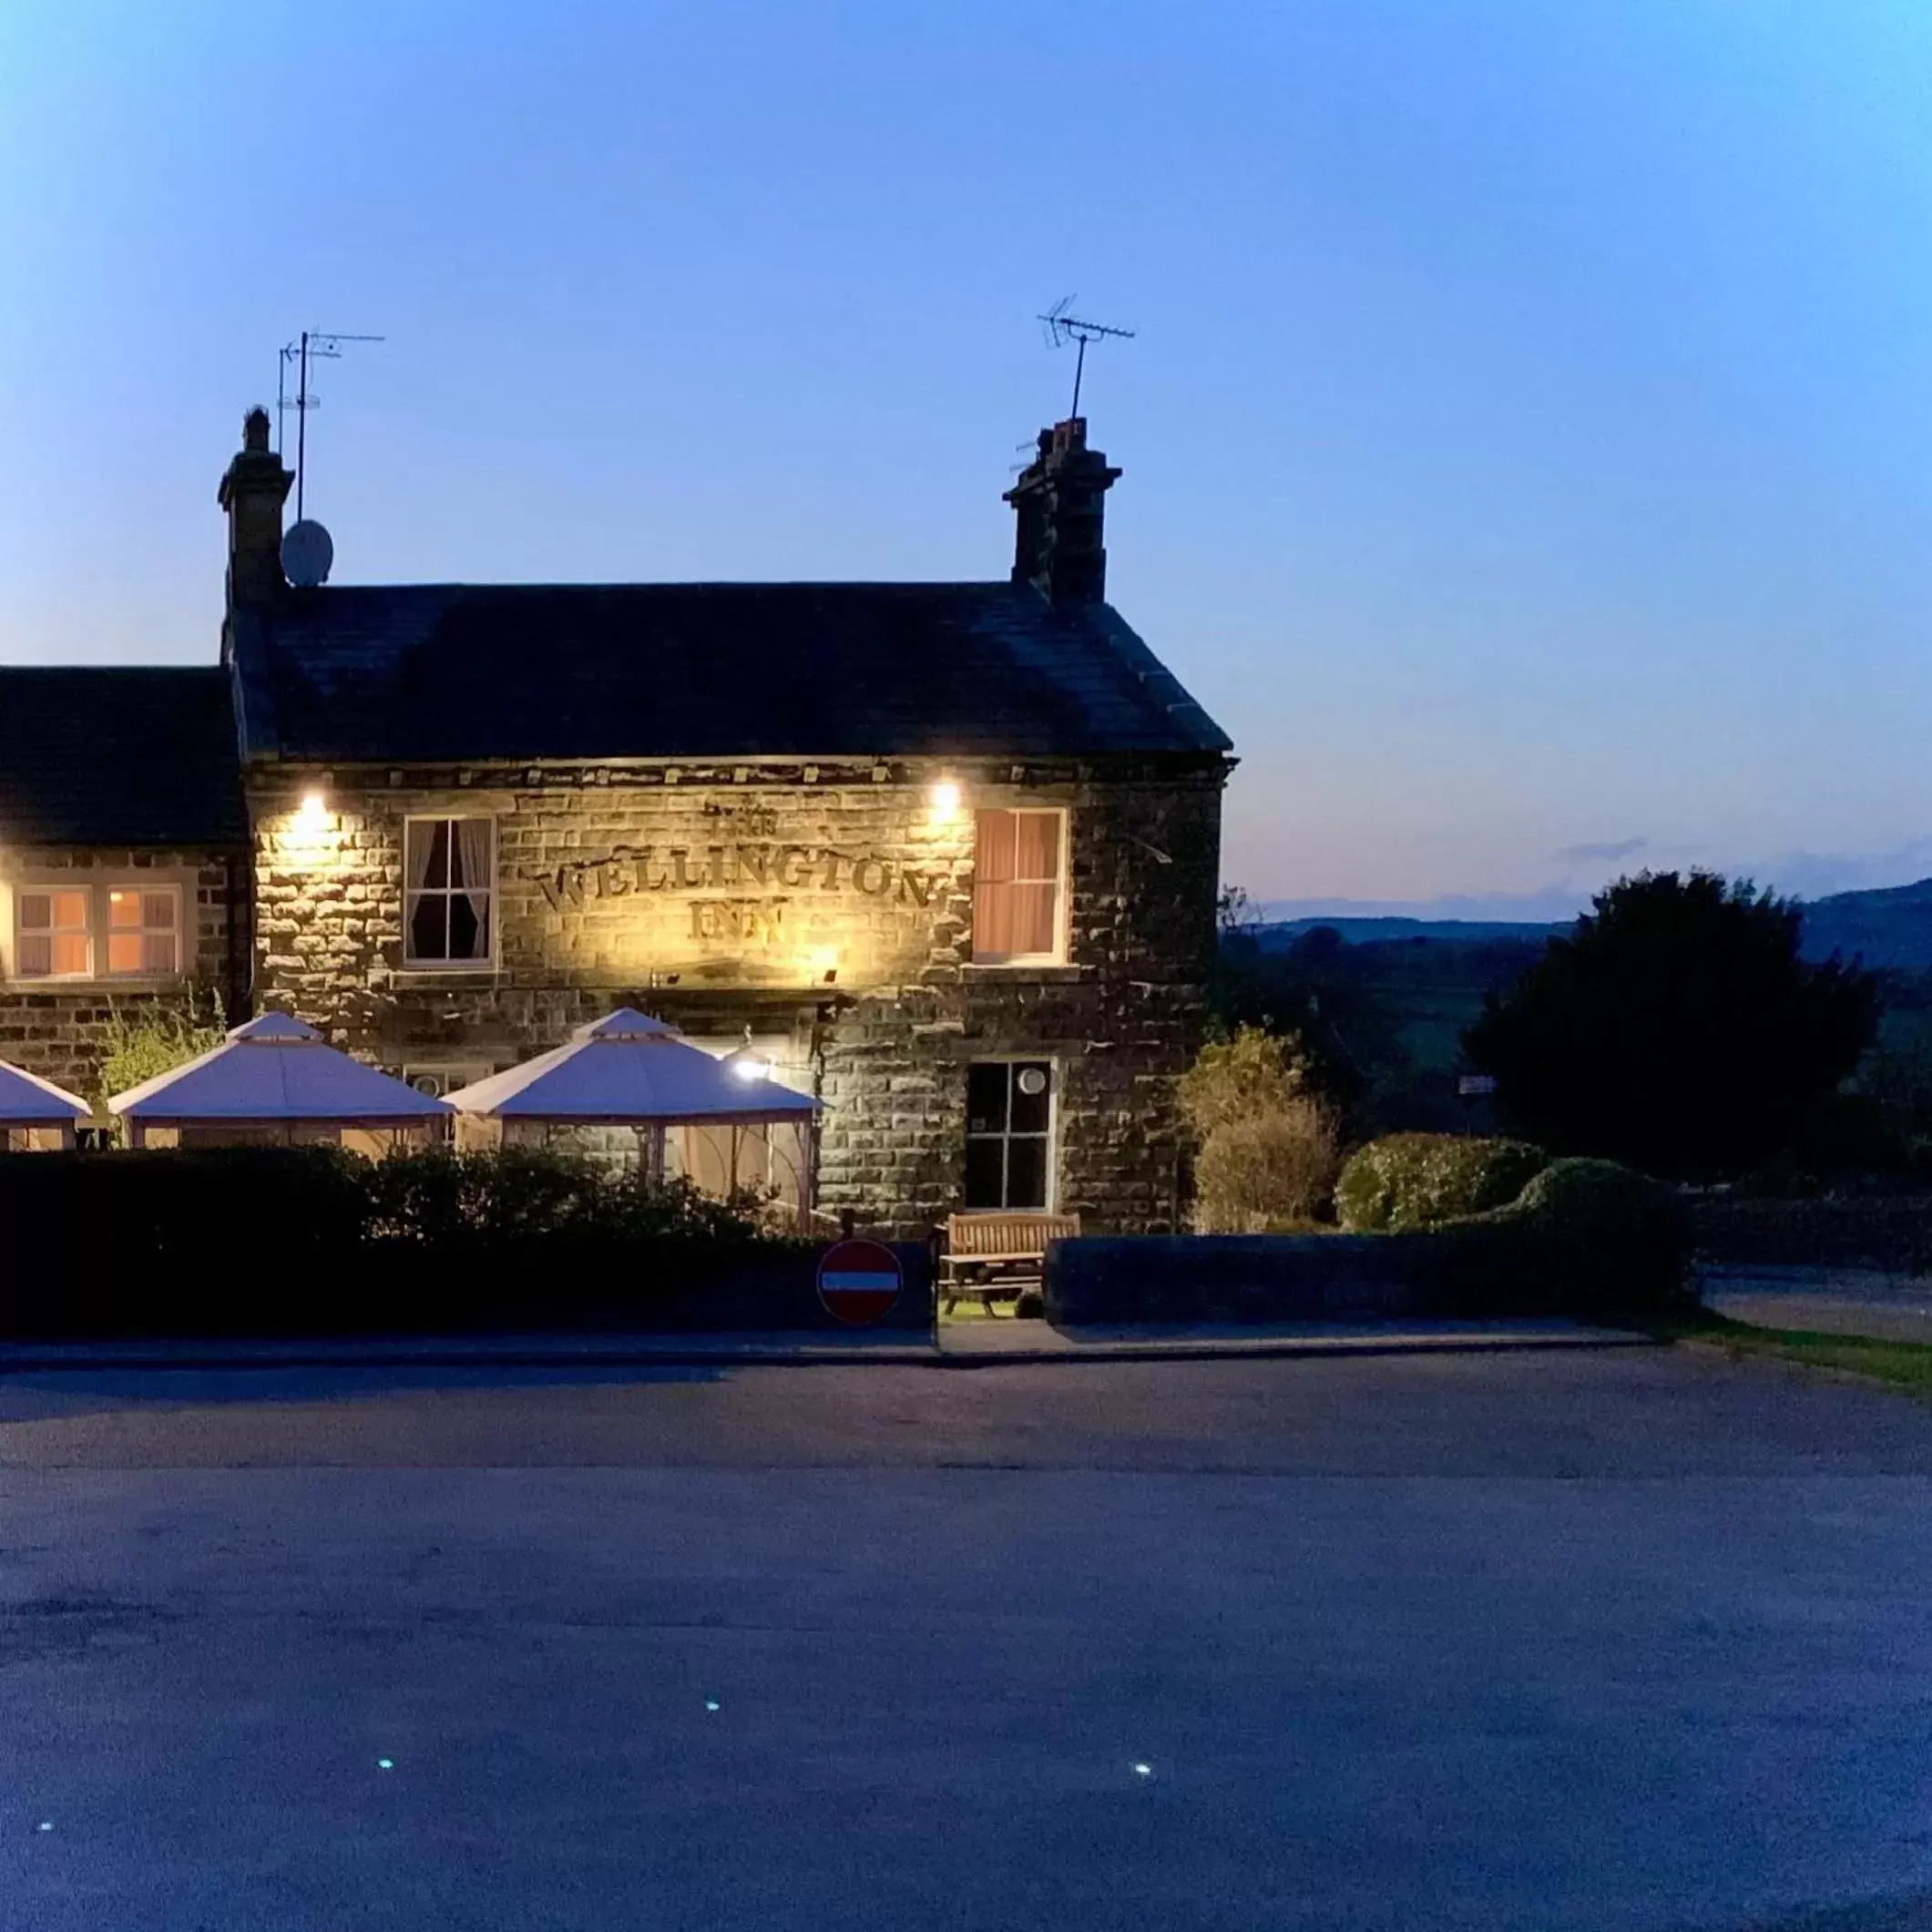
[0,847,245,1110]
[250,755,1224,1234]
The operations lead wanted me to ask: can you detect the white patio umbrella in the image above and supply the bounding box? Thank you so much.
[0,1059,90,1150]
[445,1009,821,1216]
[108,1011,452,1150]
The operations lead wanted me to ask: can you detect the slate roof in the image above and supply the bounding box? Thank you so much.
[228,581,1232,763]
[0,668,249,847]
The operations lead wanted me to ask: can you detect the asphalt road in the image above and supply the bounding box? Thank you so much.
[5,1347,1932,1932]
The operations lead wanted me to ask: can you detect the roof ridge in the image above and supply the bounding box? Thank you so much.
[278,578,1027,596]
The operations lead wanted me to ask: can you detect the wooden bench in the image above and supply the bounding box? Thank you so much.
[939,1211,1081,1314]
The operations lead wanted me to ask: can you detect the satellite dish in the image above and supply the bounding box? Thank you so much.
[281,518,334,588]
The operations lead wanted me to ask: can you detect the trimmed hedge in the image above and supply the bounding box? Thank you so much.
[1691,1193,1932,1274]
[1334,1133,1549,1232]
[0,1146,812,1339]
[1047,1156,1692,1326]
[1411,1157,1693,1321]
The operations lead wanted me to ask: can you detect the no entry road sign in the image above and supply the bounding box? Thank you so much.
[817,1238,904,1326]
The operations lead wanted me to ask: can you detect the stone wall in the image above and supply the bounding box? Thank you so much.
[249,754,1225,1234]
[0,847,245,1108]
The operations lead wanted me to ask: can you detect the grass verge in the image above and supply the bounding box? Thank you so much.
[1658,1309,1932,1395]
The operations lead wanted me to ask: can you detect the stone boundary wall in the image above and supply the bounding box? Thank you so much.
[659,1242,934,1333]
[1044,1233,1426,1325]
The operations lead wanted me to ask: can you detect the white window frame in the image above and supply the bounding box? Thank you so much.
[402,815,497,972]
[963,1056,1059,1211]
[969,806,1070,966]
[14,885,94,981]
[103,884,182,979]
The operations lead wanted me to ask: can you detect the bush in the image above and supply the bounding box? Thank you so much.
[97,993,228,1103]
[1417,1157,1694,1322]
[1190,1110,1340,1232]
[1334,1133,1547,1232]
[1178,1027,1342,1232]
[360,1146,766,1249]
[0,1145,806,1339]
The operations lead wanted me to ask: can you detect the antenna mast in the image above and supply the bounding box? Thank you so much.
[1038,297,1136,418]
[277,329,384,518]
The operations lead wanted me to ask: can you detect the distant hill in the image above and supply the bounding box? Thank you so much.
[1252,916,1562,950]
[1249,877,1932,973]
[1796,877,1932,971]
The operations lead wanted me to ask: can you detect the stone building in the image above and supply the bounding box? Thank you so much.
[0,406,1232,1232]
[0,670,250,1107]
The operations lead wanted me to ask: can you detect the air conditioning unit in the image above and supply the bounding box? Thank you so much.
[403,1064,494,1099]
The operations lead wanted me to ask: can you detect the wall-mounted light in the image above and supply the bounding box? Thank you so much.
[930,779,962,821]
[294,791,329,833]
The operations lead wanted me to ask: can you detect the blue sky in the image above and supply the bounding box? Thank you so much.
[2,1,1929,913]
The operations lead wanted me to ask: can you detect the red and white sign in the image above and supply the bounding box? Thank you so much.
[817,1238,903,1326]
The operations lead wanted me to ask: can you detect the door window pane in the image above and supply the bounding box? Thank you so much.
[1005,1137,1048,1209]
[963,1060,1055,1210]
[966,1061,1010,1136]
[1009,1061,1052,1135]
[964,1139,1006,1210]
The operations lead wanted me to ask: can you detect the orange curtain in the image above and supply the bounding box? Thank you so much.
[973,810,1058,958]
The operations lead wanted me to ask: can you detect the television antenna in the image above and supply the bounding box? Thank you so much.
[1037,297,1135,419]
[276,329,384,519]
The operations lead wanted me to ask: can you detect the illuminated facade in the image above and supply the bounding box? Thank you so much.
[0,409,1232,1235]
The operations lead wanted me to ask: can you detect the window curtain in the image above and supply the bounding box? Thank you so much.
[404,820,439,960]
[1011,812,1059,955]
[1012,812,1059,881]
[455,819,494,959]
[405,821,437,892]
[973,809,1058,959]
[974,809,1018,958]
[142,892,177,974]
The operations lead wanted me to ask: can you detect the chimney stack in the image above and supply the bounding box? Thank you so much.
[217,407,291,608]
[1003,417,1121,607]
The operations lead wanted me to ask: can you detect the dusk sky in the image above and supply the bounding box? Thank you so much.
[3,1,1929,915]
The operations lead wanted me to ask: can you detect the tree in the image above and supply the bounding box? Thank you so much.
[1210,894,1393,1130]
[1464,872,1880,1179]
